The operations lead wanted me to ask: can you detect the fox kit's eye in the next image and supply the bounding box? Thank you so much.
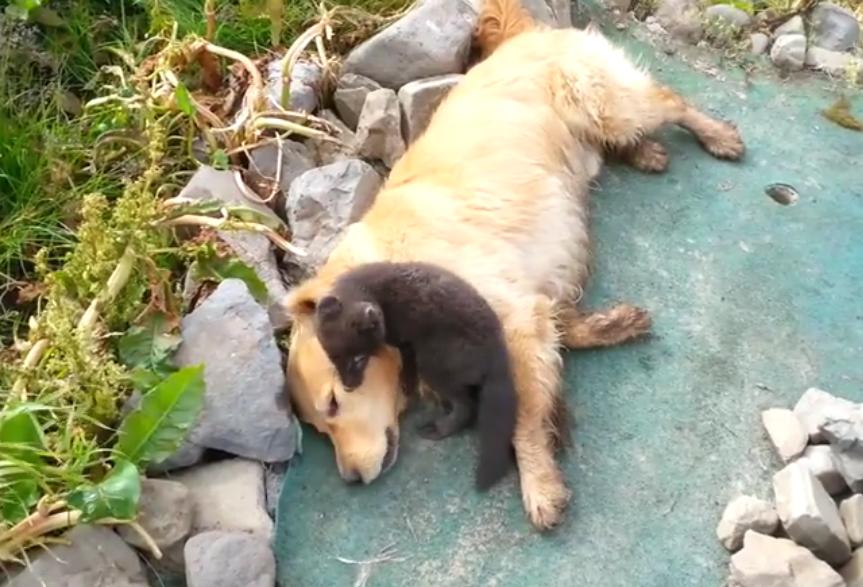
[352,355,368,370]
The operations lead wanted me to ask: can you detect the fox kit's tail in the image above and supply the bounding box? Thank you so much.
[475,339,519,490]
[473,0,538,60]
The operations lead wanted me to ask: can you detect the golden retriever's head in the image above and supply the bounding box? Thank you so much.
[283,278,407,484]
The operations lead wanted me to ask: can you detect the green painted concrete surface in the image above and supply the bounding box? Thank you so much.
[274,24,863,587]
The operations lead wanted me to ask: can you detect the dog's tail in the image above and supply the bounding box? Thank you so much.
[475,338,519,490]
[473,0,538,60]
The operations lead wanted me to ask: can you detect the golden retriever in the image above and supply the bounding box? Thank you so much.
[282,0,744,530]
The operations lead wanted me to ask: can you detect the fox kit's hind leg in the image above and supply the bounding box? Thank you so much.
[417,395,475,440]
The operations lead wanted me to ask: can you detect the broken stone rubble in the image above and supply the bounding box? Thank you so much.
[773,460,851,565]
[842,495,863,547]
[729,530,845,587]
[762,408,808,462]
[716,495,779,552]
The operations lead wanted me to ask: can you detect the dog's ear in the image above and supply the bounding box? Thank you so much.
[282,278,326,318]
[317,295,342,321]
[357,302,383,333]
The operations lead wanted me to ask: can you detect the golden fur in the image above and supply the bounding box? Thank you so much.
[283,0,744,530]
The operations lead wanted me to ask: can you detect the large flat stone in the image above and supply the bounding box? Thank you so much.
[773,461,851,565]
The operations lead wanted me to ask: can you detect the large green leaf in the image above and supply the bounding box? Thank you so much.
[117,312,182,372]
[191,248,268,304]
[0,405,45,523]
[67,459,140,522]
[114,364,205,467]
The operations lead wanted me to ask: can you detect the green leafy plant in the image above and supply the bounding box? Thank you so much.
[190,244,268,304]
[67,459,140,523]
[115,364,205,467]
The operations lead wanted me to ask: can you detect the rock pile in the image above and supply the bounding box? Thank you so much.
[717,387,863,587]
[628,0,862,81]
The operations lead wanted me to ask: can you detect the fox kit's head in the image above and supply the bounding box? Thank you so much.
[315,290,385,390]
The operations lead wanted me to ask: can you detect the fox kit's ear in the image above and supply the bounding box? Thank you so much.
[317,295,342,321]
[358,302,383,333]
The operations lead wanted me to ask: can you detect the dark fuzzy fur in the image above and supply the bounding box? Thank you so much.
[314,261,518,490]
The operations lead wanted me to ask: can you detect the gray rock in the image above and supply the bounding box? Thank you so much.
[177,166,291,330]
[248,141,314,197]
[522,0,573,26]
[334,73,382,130]
[174,459,273,539]
[716,495,779,552]
[810,2,860,52]
[762,408,808,462]
[750,32,770,54]
[311,109,358,166]
[342,0,477,89]
[795,387,858,443]
[730,530,845,587]
[605,0,633,11]
[355,88,406,168]
[185,531,275,587]
[266,58,323,113]
[117,479,192,551]
[842,495,863,547]
[771,34,808,70]
[264,461,289,518]
[705,4,752,29]
[775,15,805,36]
[398,74,462,144]
[773,461,851,565]
[655,0,704,42]
[799,445,848,495]
[820,407,863,492]
[5,525,148,587]
[843,548,863,587]
[175,279,297,462]
[286,159,382,269]
[149,440,206,474]
[806,46,863,77]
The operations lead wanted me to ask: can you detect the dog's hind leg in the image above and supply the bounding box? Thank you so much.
[558,304,651,349]
[502,296,571,530]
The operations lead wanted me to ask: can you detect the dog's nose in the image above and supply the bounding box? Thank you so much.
[341,468,362,484]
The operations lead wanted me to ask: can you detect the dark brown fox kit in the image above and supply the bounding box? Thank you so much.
[314,261,518,490]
